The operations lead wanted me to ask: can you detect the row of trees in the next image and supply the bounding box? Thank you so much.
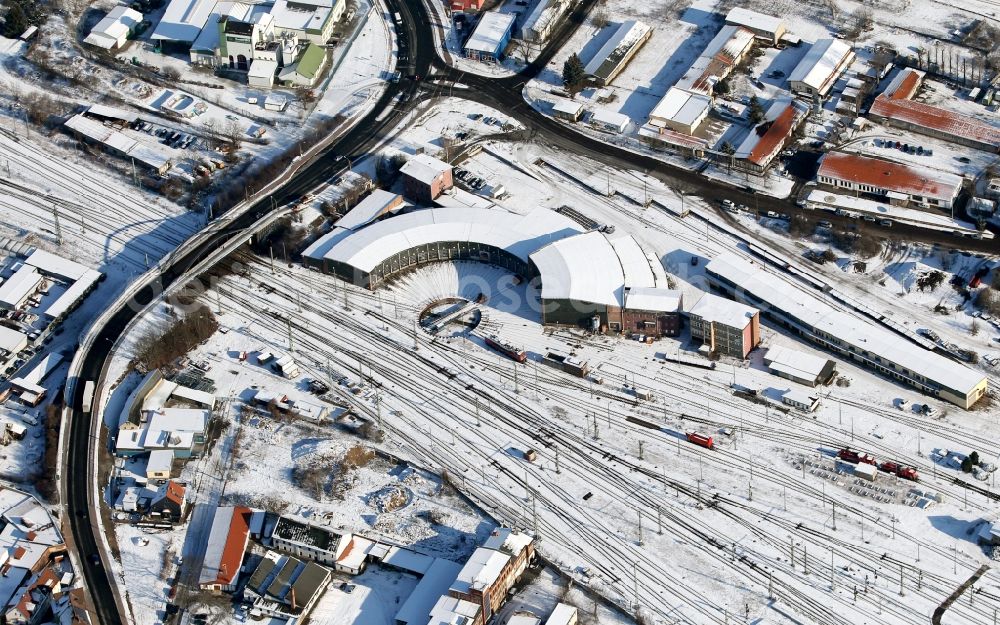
[134,304,219,370]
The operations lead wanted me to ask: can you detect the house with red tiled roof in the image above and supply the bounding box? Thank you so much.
[869,69,1000,153]
[148,481,186,523]
[816,152,964,210]
[199,506,252,593]
[4,568,61,625]
[732,99,809,173]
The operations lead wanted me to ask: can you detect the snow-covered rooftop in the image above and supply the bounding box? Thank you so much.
[764,345,832,380]
[152,0,219,42]
[583,20,651,83]
[270,0,333,32]
[817,152,963,204]
[734,99,807,166]
[530,231,665,307]
[393,557,462,625]
[400,153,452,185]
[675,25,755,95]
[688,291,758,329]
[0,266,40,309]
[84,6,143,49]
[724,8,786,37]
[426,595,481,625]
[624,287,682,313]
[464,12,515,55]
[789,39,854,95]
[335,190,401,231]
[649,87,711,128]
[552,99,584,117]
[590,108,630,130]
[307,205,583,274]
[706,252,987,399]
[545,604,578,625]
[450,547,509,594]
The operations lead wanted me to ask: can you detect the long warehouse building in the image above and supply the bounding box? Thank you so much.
[706,252,987,408]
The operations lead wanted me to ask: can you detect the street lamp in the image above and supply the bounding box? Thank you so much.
[338,155,353,173]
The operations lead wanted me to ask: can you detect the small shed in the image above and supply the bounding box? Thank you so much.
[781,389,820,412]
[263,95,288,111]
[589,108,630,133]
[854,463,877,481]
[552,99,583,122]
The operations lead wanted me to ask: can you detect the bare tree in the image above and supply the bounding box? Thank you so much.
[223,118,243,148]
[825,0,840,21]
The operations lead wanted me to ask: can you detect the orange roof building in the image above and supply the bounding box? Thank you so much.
[816,152,963,210]
[734,99,808,172]
[869,69,1000,153]
[199,506,252,592]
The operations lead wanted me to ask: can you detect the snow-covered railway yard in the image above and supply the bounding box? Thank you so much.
[193,248,1000,625]
[0,130,201,271]
[88,112,1000,623]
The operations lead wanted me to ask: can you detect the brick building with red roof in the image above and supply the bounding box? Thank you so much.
[869,69,1000,153]
[816,152,963,210]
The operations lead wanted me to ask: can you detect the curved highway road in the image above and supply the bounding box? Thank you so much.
[64,1,434,623]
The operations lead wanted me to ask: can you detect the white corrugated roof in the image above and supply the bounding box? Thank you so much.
[706,252,986,397]
[0,327,27,354]
[0,266,40,308]
[724,8,786,36]
[335,190,401,231]
[649,87,711,127]
[789,39,853,93]
[314,206,583,273]
[465,12,515,54]
[152,0,219,42]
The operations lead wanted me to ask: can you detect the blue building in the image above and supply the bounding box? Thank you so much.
[464,12,515,62]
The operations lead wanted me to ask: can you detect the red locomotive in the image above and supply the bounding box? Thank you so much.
[878,461,919,481]
[838,448,877,465]
[484,335,527,363]
[686,432,714,450]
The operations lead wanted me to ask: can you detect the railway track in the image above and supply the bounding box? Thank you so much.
[203,257,1000,624]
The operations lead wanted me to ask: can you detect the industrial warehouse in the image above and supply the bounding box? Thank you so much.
[529,230,682,333]
[705,252,988,408]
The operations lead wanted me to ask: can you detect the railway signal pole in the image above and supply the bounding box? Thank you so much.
[555,447,560,474]
[638,440,644,460]
[637,510,643,546]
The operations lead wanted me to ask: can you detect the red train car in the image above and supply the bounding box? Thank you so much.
[484,335,527,363]
[838,448,877,465]
[686,432,714,450]
[879,461,919,481]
